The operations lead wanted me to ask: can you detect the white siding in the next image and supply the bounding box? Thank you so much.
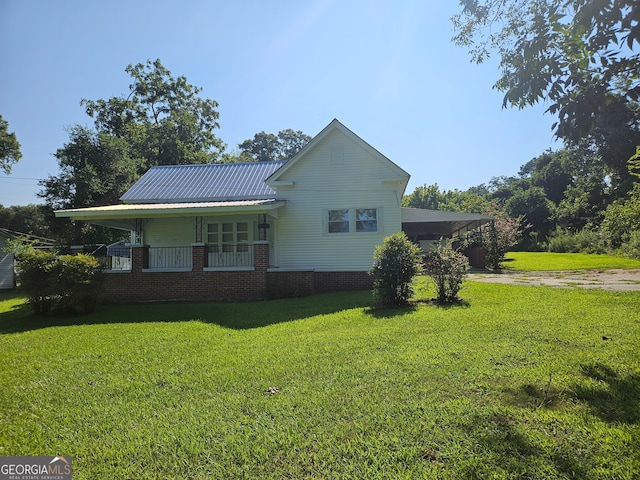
[143,217,196,246]
[272,129,407,271]
[142,215,263,246]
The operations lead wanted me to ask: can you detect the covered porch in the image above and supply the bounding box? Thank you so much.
[56,199,285,272]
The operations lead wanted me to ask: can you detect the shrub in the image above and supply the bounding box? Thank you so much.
[55,254,103,313]
[15,244,103,314]
[601,184,640,249]
[462,204,522,270]
[620,230,640,259]
[15,247,58,314]
[546,227,608,254]
[424,240,470,304]
[370,232,423,306]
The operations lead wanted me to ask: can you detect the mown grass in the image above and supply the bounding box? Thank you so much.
[1,277,639,479]
[504,251,640,271]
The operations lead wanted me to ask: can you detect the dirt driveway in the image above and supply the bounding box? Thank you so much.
[468,269,640,291]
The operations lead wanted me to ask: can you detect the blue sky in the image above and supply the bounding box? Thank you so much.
[0,0,560,206]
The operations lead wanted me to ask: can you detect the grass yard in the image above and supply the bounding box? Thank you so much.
[504,251,640,271]
[1,270,639,478]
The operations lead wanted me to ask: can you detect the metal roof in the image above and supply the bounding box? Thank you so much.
[56,200,285,219]
[120,161,287,204]
[55,200,286,231]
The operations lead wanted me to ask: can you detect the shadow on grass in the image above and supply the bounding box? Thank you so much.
[572,363,640,424]
[363,298,470,319]
[455,411,588,478]
[503,363,639,425]
[0,289,374,334]
[503,381,565,410]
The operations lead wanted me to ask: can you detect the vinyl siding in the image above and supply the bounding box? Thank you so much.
[142,215,267,247]
[271,129,406,271]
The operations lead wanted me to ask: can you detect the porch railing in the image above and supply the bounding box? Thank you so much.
[98,244,258,271]
[207,244,254,268]
[148,246,193,269]
[96,247,132,271]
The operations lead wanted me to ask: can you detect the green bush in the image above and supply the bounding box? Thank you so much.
[546,227,608,254]
[15,247,58,314]
[370,232,423,306]
[620,230,640,259]
[601,184,640,248]
[15,245,103,314]
[424,240,470,304]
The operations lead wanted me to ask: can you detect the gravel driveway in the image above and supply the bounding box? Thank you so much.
[468,269,640,291]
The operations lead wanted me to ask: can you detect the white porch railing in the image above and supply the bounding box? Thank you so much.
[207,245,254,268]
[148,246,193,269]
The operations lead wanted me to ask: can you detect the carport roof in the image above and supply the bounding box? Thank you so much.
[401,207,492,237]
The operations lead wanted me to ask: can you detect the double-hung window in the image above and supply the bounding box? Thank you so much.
[326,208,378,234]
[328,209,350,233]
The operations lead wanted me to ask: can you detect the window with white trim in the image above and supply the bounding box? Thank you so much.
[207,221,250,252]
[328,209,350,233]
[326,208,378,234]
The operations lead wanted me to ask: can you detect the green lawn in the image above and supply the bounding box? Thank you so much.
[504,251,640,271]
[1,274,639,478]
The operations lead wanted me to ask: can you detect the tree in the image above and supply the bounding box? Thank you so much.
[0,204,52,239]
[402,183,446,210]
[402,183,491,213]
[39,126,142,244]
[519,150,573,204]
[0,114,22,174]
[41,60,224,244]
[238,129,311,162]
[81,59,225,168]
[506,186,555,238]
[452,0,640,192]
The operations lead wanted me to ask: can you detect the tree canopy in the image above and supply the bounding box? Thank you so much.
[40,59,224,244]
[238,129,311,162]
[81,59,225,167]
[0,114,22,174]
[452,0,640,192]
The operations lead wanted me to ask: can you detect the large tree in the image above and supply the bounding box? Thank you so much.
[238,129,311,162]
[0,114,22,174]
[452,0,640,192]
[40,60,225,244]
[81,59,225,168]
[39,126,142,244]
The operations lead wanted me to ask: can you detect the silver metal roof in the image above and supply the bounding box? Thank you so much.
[120,161,287,204]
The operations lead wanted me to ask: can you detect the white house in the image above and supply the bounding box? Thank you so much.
[56,119,490,302]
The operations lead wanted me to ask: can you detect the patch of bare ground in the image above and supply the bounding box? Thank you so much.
[468,269,640,291]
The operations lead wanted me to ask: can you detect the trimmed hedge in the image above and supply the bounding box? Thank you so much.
[16,247,103,314]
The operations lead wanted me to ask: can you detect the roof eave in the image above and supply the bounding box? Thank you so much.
[56,201,286,221]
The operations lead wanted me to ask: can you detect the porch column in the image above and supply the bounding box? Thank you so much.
[131,245,149,273]
[192,243,207,271]
[253,241,270,297]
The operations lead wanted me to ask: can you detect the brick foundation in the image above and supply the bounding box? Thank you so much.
[99,242,373,303]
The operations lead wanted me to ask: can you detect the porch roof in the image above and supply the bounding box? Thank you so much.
[55,200,286,230]
[401,207,492,238]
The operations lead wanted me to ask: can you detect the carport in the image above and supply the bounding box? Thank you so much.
[401,207,493,260]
